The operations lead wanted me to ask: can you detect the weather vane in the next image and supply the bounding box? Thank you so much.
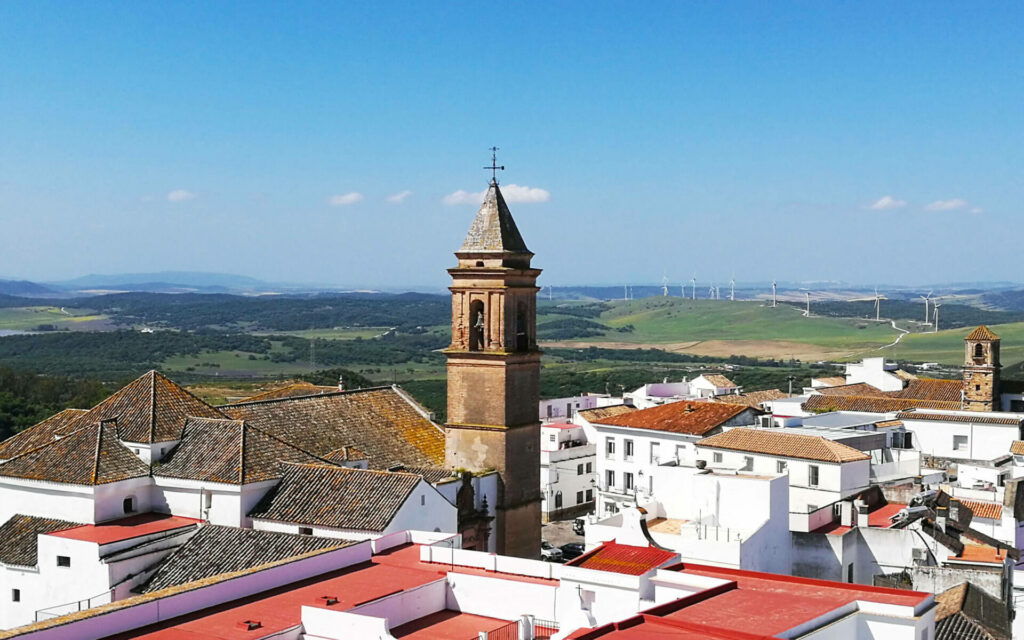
[484,146,504,182]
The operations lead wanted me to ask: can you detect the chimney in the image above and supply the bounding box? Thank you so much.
[338,375,344,392]
[855,499,869,528]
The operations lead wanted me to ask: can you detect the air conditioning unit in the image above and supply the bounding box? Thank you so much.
[912,548,928,563]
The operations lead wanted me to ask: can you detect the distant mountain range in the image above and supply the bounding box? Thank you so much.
[0,279,57,296]
[49,271,272,292]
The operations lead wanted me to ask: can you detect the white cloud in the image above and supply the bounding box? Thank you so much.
[166,189,197,202]
[386,190,413,203]
[925,198,969,211]
[443,184,551,205]
[969,207,983,214]
[867,195,906,211]
[328,192,363,207]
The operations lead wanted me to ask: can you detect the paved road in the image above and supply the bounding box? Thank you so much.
[542,519,584,547]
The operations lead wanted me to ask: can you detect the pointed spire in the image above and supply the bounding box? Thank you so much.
[458,180,531,254]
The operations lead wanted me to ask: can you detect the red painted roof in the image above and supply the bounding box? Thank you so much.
[591,402,748,436]
[543,423,579,430]
[47,513,200,544]
[814,503,904,536]
[659,563,928,637]
[566,542,677,576]
[391,610,508,639]
[106,543,554,640]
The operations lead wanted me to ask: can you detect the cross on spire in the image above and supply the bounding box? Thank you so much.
[484,146,505,183]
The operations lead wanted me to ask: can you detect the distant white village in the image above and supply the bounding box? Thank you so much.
[0,182,1016,640]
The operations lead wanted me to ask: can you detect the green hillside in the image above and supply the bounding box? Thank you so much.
[600,298,896,346]
[882,322,1024,367]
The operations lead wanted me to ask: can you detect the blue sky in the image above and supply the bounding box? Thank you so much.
[1,2,1021,289]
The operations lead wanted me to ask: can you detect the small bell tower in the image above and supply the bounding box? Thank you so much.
[444,157,541,558]
[963,325,1000,412]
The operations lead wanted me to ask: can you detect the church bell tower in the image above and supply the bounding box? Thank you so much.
[444,169,541,559]
[963,325,1000,412]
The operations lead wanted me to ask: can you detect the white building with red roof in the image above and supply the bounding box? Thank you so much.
[0,532,936,640]
[540,423,596,522]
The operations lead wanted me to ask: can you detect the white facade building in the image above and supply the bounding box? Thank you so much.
[539,423,596,521]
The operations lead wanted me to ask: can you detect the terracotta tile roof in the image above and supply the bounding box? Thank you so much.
[893,369,919,382]
[699,374,737,388]
[0,420,150,485]
[875,420,904,428]
[458,181,530,254]
[0,408,88,460]
[565,542,676,575]
[958,499,1003,521]
[816,383,884,397]
[591,401,749,436]
[966,326,999,341]
[220,388,445,470]
[0,514,82,566]
[934,582,1008,640]
[891,379,964,402]
[322,445,368,463]
[577,405,636,421]
[392,465,459,483]
[896,411,1023,426]
[804,395,960,413]
[240,382,339,403]
[249,463,423,531]
[1010,441,1024,455]
[952,543,1007,565]
[154,418,327,485]
[138,525,351,593]
[698,428,870,463]
[712,389,787,408]
[76,371,225,444]
[812,376,847,387]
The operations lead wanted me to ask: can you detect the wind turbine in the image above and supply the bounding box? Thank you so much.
[729,278,735,302]
[920,291,932,325]
[874,288,881,321]
[933,301,941,332]
[624,284,628,301]
[691,274,697,301]
[708,284,716,299]
[805,291,811,317]
[771,281,777,308]
[662,275,669,297]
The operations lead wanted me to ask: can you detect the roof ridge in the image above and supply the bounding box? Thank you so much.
[91,421,106,484]
[0,420,97,463]
[216,385,394,408]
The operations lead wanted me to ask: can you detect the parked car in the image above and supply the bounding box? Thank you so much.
[540,540,564,562]
[560,542,585,561]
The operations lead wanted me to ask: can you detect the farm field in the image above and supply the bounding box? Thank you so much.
[881,322,1024,367]
[542,299,901,361]
[0,306,109,331]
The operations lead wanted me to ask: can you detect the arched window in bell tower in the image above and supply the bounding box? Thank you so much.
[469,300,485,351]
[515,302,529,352]
[974,343,984,360]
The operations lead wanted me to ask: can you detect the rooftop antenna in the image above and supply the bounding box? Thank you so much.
[484,146,504,183]
[771,281,777,308]
[691,274,697,301]
[662,275,669,297]
[729,277,735,302]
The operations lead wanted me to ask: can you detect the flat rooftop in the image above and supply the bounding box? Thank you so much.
[663,563,927,637]
[48,513,200,544]
[391,610,507,639]
[813,503,904,536]
[103,543,553,640]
